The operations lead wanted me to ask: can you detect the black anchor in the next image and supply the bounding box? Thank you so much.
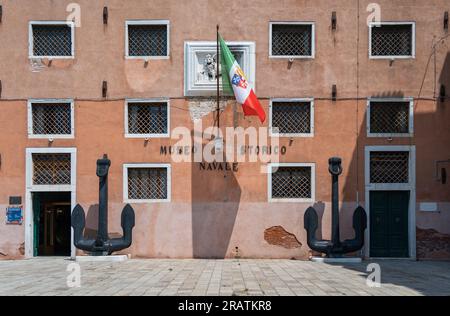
[304,157,367,258]
[71,155,135,255]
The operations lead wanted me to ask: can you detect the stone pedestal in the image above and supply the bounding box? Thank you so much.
[75,255,130,262]
[311,257,363,263]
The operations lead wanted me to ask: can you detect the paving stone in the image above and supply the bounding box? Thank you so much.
[0,258,449,296]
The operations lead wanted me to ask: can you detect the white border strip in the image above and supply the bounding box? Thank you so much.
[25,147,77,258]
[267,162,316,203]
[269,98,315,137]
[366,97,414,138]
[123,163,171,203]
[125,20,170,59]
[124,99,170,138]
[29,21,75,59]
[368,22,416,59]
[364,145,416,259]
[27,99,75,139]
[269,21,315,59]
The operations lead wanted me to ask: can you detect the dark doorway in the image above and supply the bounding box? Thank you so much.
[370,191,410,258]
[33,192,71,257]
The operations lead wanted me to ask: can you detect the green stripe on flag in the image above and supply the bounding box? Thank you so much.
[219,34,233,95]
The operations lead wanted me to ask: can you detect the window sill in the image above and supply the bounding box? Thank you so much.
[125,56,170,60]
[28,135,75,139]
[124,199,170,204]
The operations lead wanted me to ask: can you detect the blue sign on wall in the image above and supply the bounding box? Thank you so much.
[6,206,23,225]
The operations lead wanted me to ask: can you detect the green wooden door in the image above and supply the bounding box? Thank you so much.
[370,191,409,257]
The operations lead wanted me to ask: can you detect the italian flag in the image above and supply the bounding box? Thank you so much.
[219,34,266,123]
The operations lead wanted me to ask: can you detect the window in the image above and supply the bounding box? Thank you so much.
[367,98,413,137]
[29,22,75,58]
[270,99,314,137]
[123,164,171,203]
[32,153,71,185]
[125,100,170,138]
[370,151,409,184]
[270,22,315,58]
[28,100,74,139]
[268,163,315,202]
[369,22,415,59]
[126,20,170,58]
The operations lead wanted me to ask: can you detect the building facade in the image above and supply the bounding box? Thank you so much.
[0,0,449,260]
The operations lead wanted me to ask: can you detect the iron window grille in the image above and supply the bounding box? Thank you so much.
[270,99,313,136]
[370,23,415,58]
[126,21,169,58]
[370,151,409,184]
[32,153,71,185]
[126,167,169,201]
[270,165,313,201]
[126,101,169,137]
[30,22,74,58]
[368,99,413,136]
[29,101,73,138]
[270,22,315,58]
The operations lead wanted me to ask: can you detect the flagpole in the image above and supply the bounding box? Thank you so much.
[216,24,220,134]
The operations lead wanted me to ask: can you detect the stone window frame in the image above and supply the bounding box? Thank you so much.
[27,99,75,139]
[267,162,316,203]
[368,22,416,59]
[28,21,75,59]
[125,20,170,59]
[364,145,416,259]
[123,163,172,204]
[124,99,171,139]
[269,21,316,59]
[25,147,77,258]
[366,97,414,138]
[269,98,315,138]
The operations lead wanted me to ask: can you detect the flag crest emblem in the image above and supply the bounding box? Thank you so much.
[231,69,248,89]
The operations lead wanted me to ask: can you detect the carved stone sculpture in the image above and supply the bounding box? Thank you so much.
[202,53,218,81]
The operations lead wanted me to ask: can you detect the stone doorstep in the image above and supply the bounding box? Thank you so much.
[75,255,130,263]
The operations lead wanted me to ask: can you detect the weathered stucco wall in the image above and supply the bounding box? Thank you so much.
[0,0,449,259]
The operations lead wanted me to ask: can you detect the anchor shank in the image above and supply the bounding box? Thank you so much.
[96,155,111,245]
[98,172,108,242]
[331,172,340,247]
[329,157,343,249]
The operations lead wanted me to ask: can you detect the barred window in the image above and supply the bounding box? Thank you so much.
[370,151,409,184]
[271,100,313,135]
[126,166,169,201]
[126,101,169,136]
[31,23,73,57]
[270,165,313,200]
[32,154,71,185]
[127,21,169,57]
[270,23,314,57]
[30,101,73,137]
[370,23,414,58]
[369,100,412,135]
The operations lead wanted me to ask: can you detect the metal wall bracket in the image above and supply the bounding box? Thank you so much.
[331,11,337,30]
[102,81,107,98]
[444,11,449,31]
[103,7,108,25]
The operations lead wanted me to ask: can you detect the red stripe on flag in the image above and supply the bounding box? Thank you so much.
[242,90,266,123]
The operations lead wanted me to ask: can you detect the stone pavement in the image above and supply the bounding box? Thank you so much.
[0,258,449,296]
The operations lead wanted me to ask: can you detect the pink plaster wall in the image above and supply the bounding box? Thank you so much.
[0,0,449,259]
